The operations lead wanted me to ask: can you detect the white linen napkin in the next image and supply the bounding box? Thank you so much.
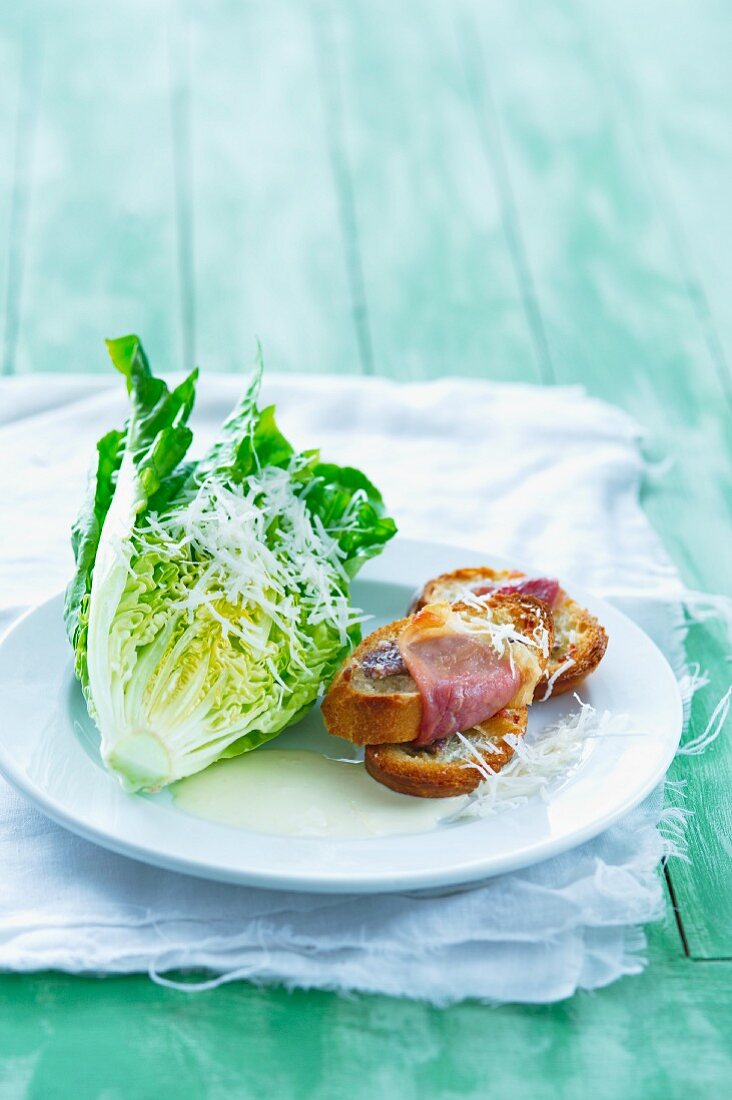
[0,372,698,1003]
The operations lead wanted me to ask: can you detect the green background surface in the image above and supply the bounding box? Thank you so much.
[1,1,731,1096]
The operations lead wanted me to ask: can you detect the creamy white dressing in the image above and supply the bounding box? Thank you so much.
[172,749,467,838]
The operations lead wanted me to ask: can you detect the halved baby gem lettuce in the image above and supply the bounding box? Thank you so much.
[65,337,395,791]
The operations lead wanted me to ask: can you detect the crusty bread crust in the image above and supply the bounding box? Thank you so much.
[320,617,421,746]
[412,567,607,699]
[320,594,552,747]
[364,707,527,798]
[411,567,524,612]
[536,595,608,699]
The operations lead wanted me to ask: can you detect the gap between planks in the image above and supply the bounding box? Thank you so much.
[2,25,41,376]
[663,861,691,958]
[168,15,196,373]
[453,5,555,386]
[311,4,375,376]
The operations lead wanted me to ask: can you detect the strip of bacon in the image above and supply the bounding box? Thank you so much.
[396,605,520,746]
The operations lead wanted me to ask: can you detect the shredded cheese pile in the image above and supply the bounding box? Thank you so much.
[444,699,634,821]
[133,461,368,680]
[449,597,551,668]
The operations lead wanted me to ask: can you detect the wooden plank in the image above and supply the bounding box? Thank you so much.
[596,0,732,959]
[466,0,732,957]
[0,915,729,1100]
[665,619,732,958]
[13,0,179,374]
[605,0,732,403]
[0,12,34,375]
[331,0,540,382]
[187,1,359,375]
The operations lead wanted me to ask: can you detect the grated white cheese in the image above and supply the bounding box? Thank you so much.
[450,730,499,783]
[444,698,634,821]
[447,602,546,673]
[540,656,576,700]
[133,461,367,689]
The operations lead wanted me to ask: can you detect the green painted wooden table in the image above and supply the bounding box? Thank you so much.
[1,1,731,1096]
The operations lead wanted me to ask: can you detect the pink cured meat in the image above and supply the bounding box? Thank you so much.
[397,608,520,747]
[473,576,561,609]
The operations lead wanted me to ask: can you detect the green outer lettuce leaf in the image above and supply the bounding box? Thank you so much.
[64,427,125,686]
[64,335,198,684]
[305,463,396,575]
[192,343,267,482]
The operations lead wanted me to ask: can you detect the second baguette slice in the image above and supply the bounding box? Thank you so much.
[364,706,528,798]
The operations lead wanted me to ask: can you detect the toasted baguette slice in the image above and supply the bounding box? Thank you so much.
[320,593,552,746]
[412,566,607,699]
[364,706,527,798]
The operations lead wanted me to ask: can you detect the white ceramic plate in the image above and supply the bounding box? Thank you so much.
[0,538,682,893]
